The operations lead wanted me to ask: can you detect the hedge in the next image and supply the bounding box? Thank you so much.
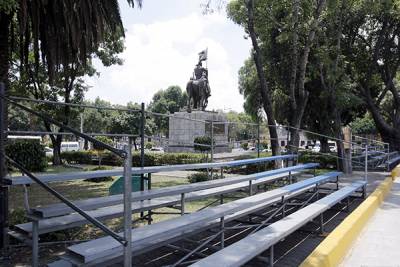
[298,151,337,169]
[227,154,275,174]
[61,150,204,166]
[6,140,47,172]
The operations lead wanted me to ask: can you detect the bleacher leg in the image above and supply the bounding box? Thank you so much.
[148,211,152,225]
[269,245,274,267]
[319,213,324,234]
[362,185,367,199]
[148,173,152,225]
[220,167,223,178]
[220,194,224,204]
[181,193,186,215]
[249,180,253,196]
[346,197,350,212]
[288,171,292,184]
[336,176,339,190]
[220,216,225,249]
[32,219,39,267]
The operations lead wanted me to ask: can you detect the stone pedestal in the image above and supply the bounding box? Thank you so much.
[167,110,231,153]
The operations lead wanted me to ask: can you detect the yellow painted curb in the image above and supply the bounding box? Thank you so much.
[300,165,400,267]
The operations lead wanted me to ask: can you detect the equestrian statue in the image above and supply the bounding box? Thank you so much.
[186,49,211,112]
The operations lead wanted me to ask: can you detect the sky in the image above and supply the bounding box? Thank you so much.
[85,0,251,112]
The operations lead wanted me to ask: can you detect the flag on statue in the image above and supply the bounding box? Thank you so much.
[198,48,208,62]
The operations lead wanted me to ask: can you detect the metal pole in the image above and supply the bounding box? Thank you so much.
[364,144,368,197]
[269,245,274,267]
[180,193,186,216]
[210,120,214,163]
[286,125,289,152]
[249,180,253,196]
[32,220,39,267]
[140,103,145,191]
[0,83,8,251]
[123,139,133,267]
[210,120,214,179]
[220,216,225,249]
[257,119,260,158]
[140,103,145,220]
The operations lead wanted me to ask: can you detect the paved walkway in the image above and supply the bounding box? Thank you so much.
[340,178,400,267]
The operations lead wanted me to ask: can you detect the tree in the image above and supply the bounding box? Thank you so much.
[109,102,155,150]
[226,111,257,141]
[148,86,187,136]
[93,136,113,166]
[228,0,280,155]
[341,0,400,151]
[0,0,141,86]
[228,0,328,154]
[1,1,141,166]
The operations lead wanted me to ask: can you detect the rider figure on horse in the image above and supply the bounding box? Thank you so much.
[193,61,211,98]
[186,49,211,112]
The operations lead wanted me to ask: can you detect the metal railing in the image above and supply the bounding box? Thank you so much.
[0,87,134,267]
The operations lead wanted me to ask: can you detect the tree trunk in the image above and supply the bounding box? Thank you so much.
[288,0,326,153]
[49,132,62,165]
[320,137,329,153]
[133,137,138,151]
[0,12,11,250]
[362,84,400,151]
[246,0,280,156]
[380,129,400,152]
[0,13,10,85]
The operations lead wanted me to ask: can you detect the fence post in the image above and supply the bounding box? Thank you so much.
[140,103,145,191]
[140,104,145,215]
[257,119,260,158]
[123,138,133,267]
[210,120,214,163]
[364,144,368,197]
[0,83,8,251]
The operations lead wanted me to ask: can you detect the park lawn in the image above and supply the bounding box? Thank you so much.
[8,166,215,230]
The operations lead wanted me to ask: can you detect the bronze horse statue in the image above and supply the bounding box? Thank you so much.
[186,73,210,112]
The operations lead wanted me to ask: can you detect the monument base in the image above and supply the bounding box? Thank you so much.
[167,110,231,153]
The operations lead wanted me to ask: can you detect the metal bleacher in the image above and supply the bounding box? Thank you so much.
[49,170,347,266]
[10,155,323,266]
[190,181,366,267]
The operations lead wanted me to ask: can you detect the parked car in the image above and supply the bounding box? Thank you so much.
[61,142,80,152]
[328,142,337,152]
[312,142,321,152]
[44,147,53,157]
[150,147,164,153]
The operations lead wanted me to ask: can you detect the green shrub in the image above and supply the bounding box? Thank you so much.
[194,136,213,152]
[93,136,113,150]
[84,166,113,182]
[227,154,274,174]
[61,150,204,167]
[61,151,92,164]
[241,142,249,150]
[100,151,123,166]
[9,208,28,225]
[261,141,269,150]
[145,142,154,149]
[187,172,209,183]
[6,140,47,172]
[298,151,337,168]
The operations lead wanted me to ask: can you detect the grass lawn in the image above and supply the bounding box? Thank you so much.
[7,156,333,265]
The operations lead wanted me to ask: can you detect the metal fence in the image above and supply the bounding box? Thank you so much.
[0,85,392,265]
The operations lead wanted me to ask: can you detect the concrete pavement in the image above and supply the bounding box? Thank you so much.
[340,178,400,267]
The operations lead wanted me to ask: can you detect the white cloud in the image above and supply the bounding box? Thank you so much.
[85,12,247,112]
